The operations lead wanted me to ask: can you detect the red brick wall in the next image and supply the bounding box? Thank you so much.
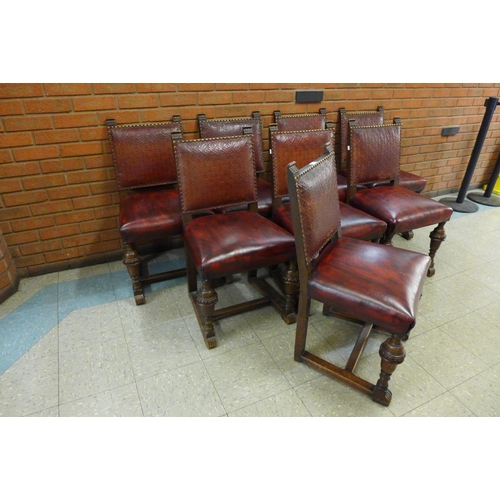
[1,83,500,278]
[0,227,19,302]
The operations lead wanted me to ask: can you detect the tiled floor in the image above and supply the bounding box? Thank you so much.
[2,190,500,417]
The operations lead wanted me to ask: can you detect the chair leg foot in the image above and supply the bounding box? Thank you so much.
[134,292,146,306]
[427,222,447,277]
[196,279,218,349]
[372,334,406,406]
[400,230,414,240]
[123,244,145,306]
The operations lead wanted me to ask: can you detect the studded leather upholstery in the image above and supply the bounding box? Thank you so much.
[270,128,386,242]
[197,114,272,217]
[340,107,427,193]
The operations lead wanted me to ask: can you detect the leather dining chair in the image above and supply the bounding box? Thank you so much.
[197,112,273,218]
[287,144,431,406]
[269,125,387,242]
[173,133,299,349]
[339,106,428,194]
[107,117,186,306]
[346,118,453,277]
[270,109,350,202]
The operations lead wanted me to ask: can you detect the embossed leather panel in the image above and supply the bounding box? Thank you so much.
[119,188,183,243]
[271,129,335,199]
[184,211,296,279]
[276,114,326,132]
[109,122,182,190]
[174,136,257,214]
[309,238,430,335]
[199,117,265,173]
[340,109,384,166]
[349,124,401,185]
[291,152,340,264]
[351,185,453,234]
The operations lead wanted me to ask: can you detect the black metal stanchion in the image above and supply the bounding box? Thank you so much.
[440,96,499,213]
[467,149,500,207]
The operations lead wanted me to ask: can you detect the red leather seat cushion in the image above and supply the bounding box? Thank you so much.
[310,238,430,335]
[274,202,387,241]
[184,211,296,279]
[119,188,182,244]
[350,186,453,235]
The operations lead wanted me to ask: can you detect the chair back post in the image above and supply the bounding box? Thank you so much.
[286,161,313,282]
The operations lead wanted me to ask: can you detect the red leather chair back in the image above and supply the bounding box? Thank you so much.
[276,114,327,132]
[174,135,257,214]
[270,128,335,200]
[339,107,384,167]
[198,115,265,173]
[287,147,340,266]
[349,121,401,186]
[108,120,182,190]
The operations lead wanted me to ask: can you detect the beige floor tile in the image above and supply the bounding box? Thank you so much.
[0,354,59,417]
[184,313,260,359]
[25,406,59,417]
[59,338,135,404]
[137,361,225,417]
[59,383,143,417]
[475,300,500,329]
[450,363,500,416]
[117,290,184,336]
[59,302,125,352]
[262,328,342,387]
[431,273,500,311]
[418,282,472,326]
[203,343,291,413]
[126,318,201,380]
[403,392,475,417]
[229,389,311,417]
[439,311,500,366]
[406,328,489,389]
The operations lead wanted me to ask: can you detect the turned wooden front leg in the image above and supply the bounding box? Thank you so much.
[196,279,218,349]
[282,260,299,323]
[372,334,406,406]
[427,222,447,277]
[123,243,145,305]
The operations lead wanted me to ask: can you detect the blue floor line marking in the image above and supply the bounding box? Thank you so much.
[0,258,185,375]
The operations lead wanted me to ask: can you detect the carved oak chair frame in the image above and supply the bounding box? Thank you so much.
[107,116,186,305]
[287,145,431,406]
[173,132,299,349]
[197,111,272,218]
[346,118,453,277]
